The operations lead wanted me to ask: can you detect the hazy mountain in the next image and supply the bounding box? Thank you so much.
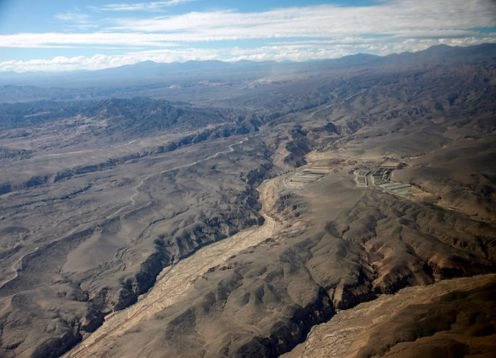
[2,44,494,92]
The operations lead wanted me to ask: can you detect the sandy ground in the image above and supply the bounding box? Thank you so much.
[65,176,283,358]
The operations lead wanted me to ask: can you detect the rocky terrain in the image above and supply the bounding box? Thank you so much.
[284,274,496,358]
[0,44,495,357]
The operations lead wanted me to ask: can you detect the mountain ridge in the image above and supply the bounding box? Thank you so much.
[1,43,495,88]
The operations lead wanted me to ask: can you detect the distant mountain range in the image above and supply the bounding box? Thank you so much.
[1,44,495,89]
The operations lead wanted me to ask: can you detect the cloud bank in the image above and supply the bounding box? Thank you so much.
[1,0,495,72]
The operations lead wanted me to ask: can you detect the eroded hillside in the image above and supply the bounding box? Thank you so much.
[0,45,495,357]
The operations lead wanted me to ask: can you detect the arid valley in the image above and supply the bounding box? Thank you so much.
[0,44,495,358]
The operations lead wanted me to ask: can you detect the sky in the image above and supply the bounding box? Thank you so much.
[0,0,495,72]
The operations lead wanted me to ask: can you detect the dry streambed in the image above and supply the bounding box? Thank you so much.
[66,177,283,357]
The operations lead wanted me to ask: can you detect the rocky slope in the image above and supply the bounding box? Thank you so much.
[0,44,495,357]
[284,274,496,358]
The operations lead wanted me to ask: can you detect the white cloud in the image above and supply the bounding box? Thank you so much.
[0,49,216,72]
[94,0,193,12]
[0,0,495,71]
[0,32,178,48]
[2,0,492,48]
[55,11,88,22]
[1,36,495,73]
[110,0,496,40]
[55,11,98,30]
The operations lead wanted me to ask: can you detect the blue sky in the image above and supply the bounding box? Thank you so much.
[0,0,495,72]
